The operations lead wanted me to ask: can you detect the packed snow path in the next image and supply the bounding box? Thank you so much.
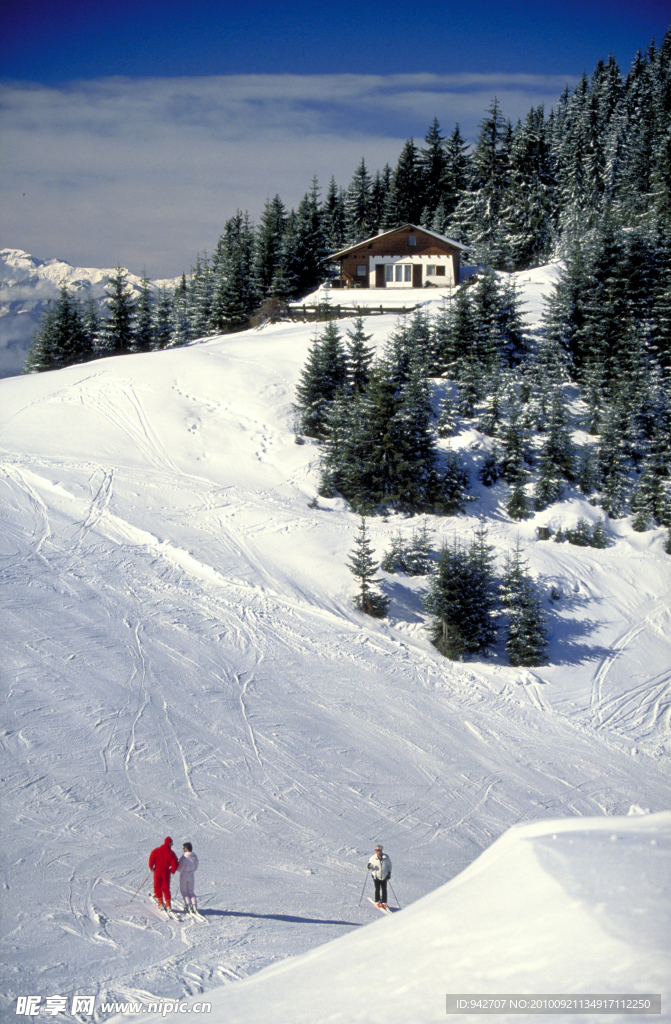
[1,275,670,1018]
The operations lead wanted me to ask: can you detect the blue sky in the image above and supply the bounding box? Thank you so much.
[1,1,669,276]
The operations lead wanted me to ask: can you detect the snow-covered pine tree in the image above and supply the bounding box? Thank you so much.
[210,212,257,331]
[500,105,557,269]
[500,538,548,666]
[24,287,91,372]
[100,267,136,355]
[447,99,511,266]
[424,531,497,660]
[345,316,374,394]
[418,118,447,223]
[82,296,101,357]
[294,322,348,438]
[345,159,372,243]
[431,124,471,235]
[348,517,389,617]
[383,139,425,228]
[368,166,392,235]
[133,275,155,352]
[597,401,629,518]
[152,288,173,350]
[187,257,213,340]
[533,386,575,509]
[253,195,287,298]
[168,275,191,348]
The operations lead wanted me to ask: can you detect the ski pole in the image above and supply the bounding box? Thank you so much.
[357,871,369,906]
[130,874,150,902]
[389,881,401,909]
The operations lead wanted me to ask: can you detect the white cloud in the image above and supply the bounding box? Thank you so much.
[0,73,578,277]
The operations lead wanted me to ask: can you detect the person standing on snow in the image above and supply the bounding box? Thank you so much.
[367,844,392,908]
[148,836,178,910]
[177,841,199,914]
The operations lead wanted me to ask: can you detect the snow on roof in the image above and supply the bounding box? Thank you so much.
[329,224,470,259]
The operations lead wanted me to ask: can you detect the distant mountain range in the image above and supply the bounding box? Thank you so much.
[0,249,179,379]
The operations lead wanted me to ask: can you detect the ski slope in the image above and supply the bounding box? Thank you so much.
[1,267,670,1021]
[112,811,671,1024]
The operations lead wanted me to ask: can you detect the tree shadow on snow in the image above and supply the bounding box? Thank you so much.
[202,909,362,927]
[545,607,615,667]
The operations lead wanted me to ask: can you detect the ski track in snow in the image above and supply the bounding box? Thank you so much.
[1,290,670,1019]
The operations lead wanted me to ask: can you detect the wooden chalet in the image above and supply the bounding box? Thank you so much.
[329,224,469,290]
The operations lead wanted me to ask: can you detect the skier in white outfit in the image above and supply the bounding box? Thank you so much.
[367,844,392,908]
[177,842,199,913]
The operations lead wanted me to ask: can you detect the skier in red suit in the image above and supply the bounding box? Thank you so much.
[148,836,179,909]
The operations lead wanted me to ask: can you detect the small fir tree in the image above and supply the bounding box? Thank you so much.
[500,539,549,666]
[348,517,389,617]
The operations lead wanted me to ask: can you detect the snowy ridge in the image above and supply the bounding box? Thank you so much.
[1,267,670,1021]
[0,249,178,379]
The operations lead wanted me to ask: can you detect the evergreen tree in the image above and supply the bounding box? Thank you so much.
[345,159,372,242]
[295,322,348,437]
[133,275,155,352]
[24,287,91,372]
[100,267,136,354]
[24,304,60,373]
[82,296,101,357]
[533,386,575,509]
[169,275,191,348]
[210,212,257,331]
[369,166,392,235]
[381,523,433,575]
[348,517,389,617]
[345,315,375,393]
[284,180,330,297]
[187,256,213,339]
[419,117,447,220]
[383,139,425,227]
[597,402,629,517]
[431,124,471,235]
[424,531,497,659]
[500,539,548,666]
[448,99,511,265]
[253,195,287,297]
[152,288,173,350]
[501,106,557,269]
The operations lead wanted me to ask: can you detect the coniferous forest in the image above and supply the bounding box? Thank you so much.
[24,31,671,661]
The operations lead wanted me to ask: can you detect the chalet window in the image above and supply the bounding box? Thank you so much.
[408,236,416,246]
[404,265,411,281]
[395,265,403,282]
[436,265,446,276]
[385,265,393,282]
[427,265,436,276]
[356,265,367,276]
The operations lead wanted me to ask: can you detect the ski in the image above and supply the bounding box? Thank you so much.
[367,897,393,914]
[177,906,207,922]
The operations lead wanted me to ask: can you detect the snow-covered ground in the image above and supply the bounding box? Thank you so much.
[0,249,178,379]
[113,811,671,1024]
[1,265,669,1022]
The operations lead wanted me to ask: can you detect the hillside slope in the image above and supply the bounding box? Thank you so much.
[1,269,669,1019]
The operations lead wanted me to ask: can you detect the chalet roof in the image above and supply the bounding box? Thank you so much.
[328,224,470,260]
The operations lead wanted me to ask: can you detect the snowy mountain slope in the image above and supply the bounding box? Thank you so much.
[1,268,670,1020]
[0,249,178,379]
[113,811,671,1024]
